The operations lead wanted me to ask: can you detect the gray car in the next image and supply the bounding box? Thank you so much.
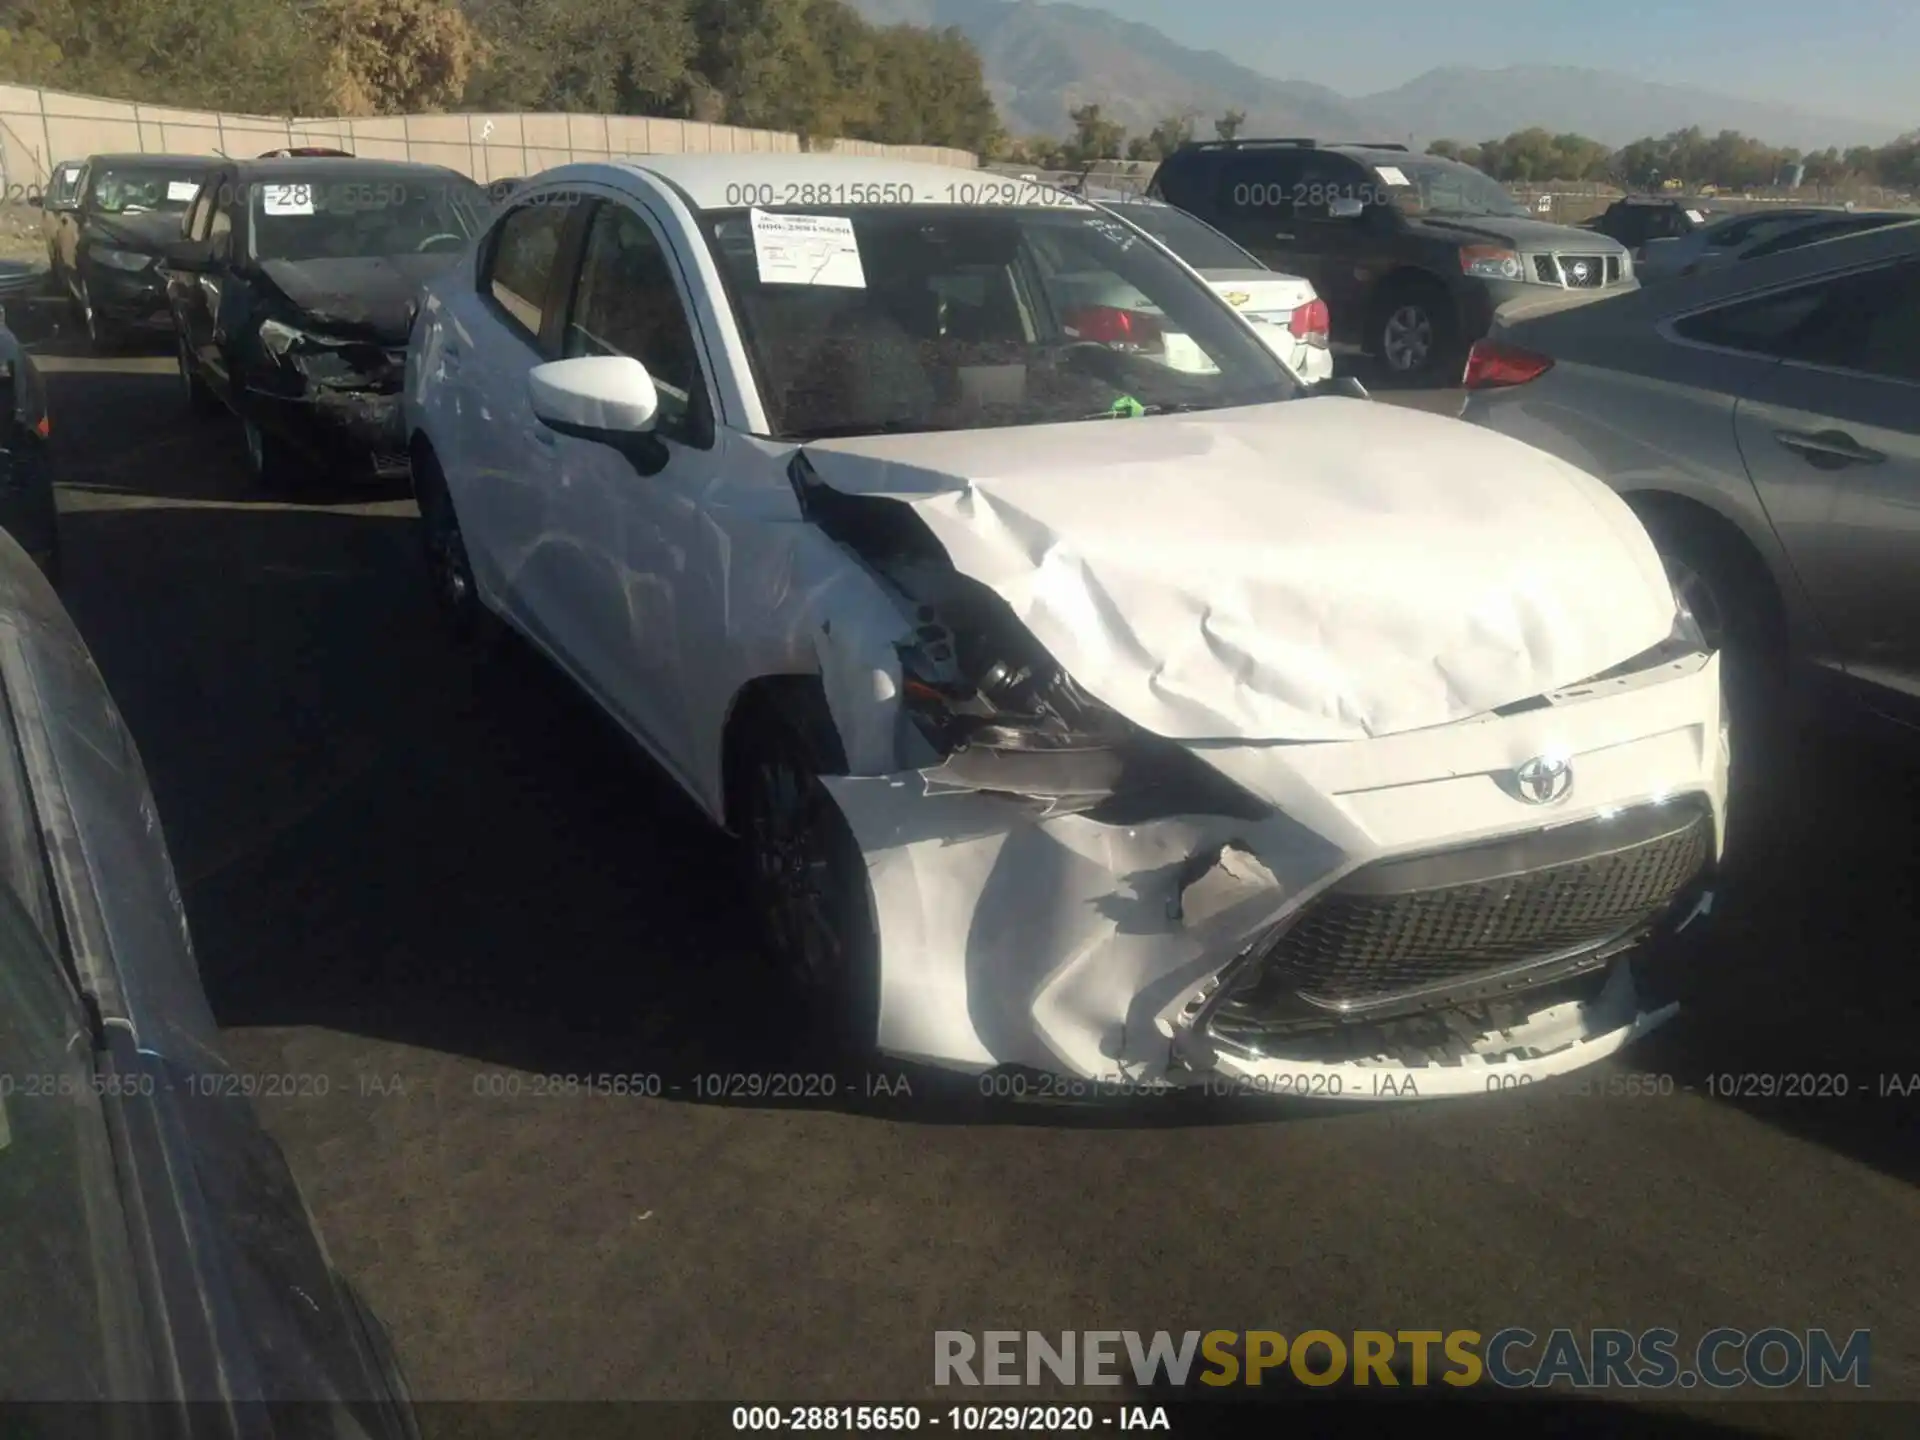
[1638,206,1911,284]
[1458,219,1920,727]
[0,528,418,1426]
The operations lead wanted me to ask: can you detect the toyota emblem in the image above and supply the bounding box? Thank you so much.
[1513,756,1574,805]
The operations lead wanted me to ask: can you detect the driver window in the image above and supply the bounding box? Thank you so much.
[561,202,715,448]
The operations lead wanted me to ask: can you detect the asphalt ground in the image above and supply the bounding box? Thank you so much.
[20,300,1919,1430]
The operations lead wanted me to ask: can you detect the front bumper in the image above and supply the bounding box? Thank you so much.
[824,650,1728,1100]
[248,386,409,481]
[81,262,172,327]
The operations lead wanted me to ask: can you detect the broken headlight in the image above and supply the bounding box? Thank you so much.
[257,319,400,388]
[895,602,1267,822]
[898,607,1130,811]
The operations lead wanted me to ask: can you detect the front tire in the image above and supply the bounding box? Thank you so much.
[1372,279,1460,385]
[1637,505,1788,726]
[242,414,305,495]
[735,698,881,1064]
[414,446,498,648]
[179,335,221,416]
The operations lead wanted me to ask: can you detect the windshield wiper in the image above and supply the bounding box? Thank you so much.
[783,419,957,441]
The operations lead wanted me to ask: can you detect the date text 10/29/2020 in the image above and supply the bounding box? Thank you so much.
[731,1406,1170,1432]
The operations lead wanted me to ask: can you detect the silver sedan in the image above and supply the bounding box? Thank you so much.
[1458,218,1920,726]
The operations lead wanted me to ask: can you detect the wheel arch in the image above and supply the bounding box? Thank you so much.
[1362,265,1458,362]
[1619,487,1789,649]
[717,672,847,838]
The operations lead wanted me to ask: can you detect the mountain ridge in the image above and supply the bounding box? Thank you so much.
[845,0,1900,150]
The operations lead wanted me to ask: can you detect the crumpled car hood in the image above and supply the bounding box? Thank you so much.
[260,254,457,342]
[801,397,1676,743]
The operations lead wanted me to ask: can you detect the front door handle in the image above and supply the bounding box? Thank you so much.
[1273,231,1295,241]
[1773,428,1885,468]
[527,426,555,449]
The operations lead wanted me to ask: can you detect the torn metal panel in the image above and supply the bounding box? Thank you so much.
[801,397,1680,745]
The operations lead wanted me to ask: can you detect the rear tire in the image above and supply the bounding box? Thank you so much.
[732,693,881,1065]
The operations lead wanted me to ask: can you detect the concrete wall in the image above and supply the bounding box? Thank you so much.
[0,85,978,189]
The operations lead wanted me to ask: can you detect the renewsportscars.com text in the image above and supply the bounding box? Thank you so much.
[934,1328,1871,1390]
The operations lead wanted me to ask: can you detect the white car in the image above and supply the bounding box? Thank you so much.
[1082,196,1335,384]
[405,155,1728,1101]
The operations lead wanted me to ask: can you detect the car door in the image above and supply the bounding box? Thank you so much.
[1284,154,1385,330]
[52,162,89,282]
[1718,256,1920,699]
[40,162,83,269]
[445,193,580,636]
[536,195,726,784]
[193,180,245,401]
[168,178,219,372]
[1210,150,1312,279]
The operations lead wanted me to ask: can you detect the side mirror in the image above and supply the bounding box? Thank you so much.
[1306,375,1370,401]
[528,356,668,469]
[529,355,660,437]
[162,239,214,272]
[1328,196,1365,220]
[26,195,42,210]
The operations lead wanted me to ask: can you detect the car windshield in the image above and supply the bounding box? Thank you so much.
[86,167,203,215]
[700,204,1297,441]
[1376,157,1530,219]
[1105,203,1258,271]
[248,174,487,262]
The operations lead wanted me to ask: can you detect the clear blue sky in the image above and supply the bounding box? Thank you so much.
[1085,0,1917,125]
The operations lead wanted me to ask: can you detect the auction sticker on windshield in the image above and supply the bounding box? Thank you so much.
[166,180,199,201]
[750,208,866,288]
[1374,166,1411,187]
[262,183,314,216]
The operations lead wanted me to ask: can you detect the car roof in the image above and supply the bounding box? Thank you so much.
[587,154,1088,211]
[227,157,473,180]
[84,153,216,168]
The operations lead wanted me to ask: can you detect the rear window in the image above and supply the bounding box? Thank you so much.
[1107,204,1256,271]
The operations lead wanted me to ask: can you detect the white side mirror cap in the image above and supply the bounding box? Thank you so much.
[528,355,659,435]
[1329,196,1365,219]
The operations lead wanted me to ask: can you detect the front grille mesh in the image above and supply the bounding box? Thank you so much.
[1234,809,1712,1012]
[1532,253,1622,288]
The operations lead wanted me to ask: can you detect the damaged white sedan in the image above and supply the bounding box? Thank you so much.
[404,155,1729,1101]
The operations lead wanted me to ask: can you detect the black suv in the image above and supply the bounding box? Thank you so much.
[1150,138,1635,382]
[36,152,214,351]
[1585,195,1718,258]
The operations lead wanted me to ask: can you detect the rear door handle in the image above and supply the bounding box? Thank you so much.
[1773,428,1885,468]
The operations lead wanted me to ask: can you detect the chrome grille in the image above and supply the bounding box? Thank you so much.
[1215,802,1713,1022]
[1530,253,1622,288]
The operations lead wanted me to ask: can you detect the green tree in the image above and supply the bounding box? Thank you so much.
[1126,109,1195,161]
[1061,103,1125,166]
[1214,108,1245,142]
